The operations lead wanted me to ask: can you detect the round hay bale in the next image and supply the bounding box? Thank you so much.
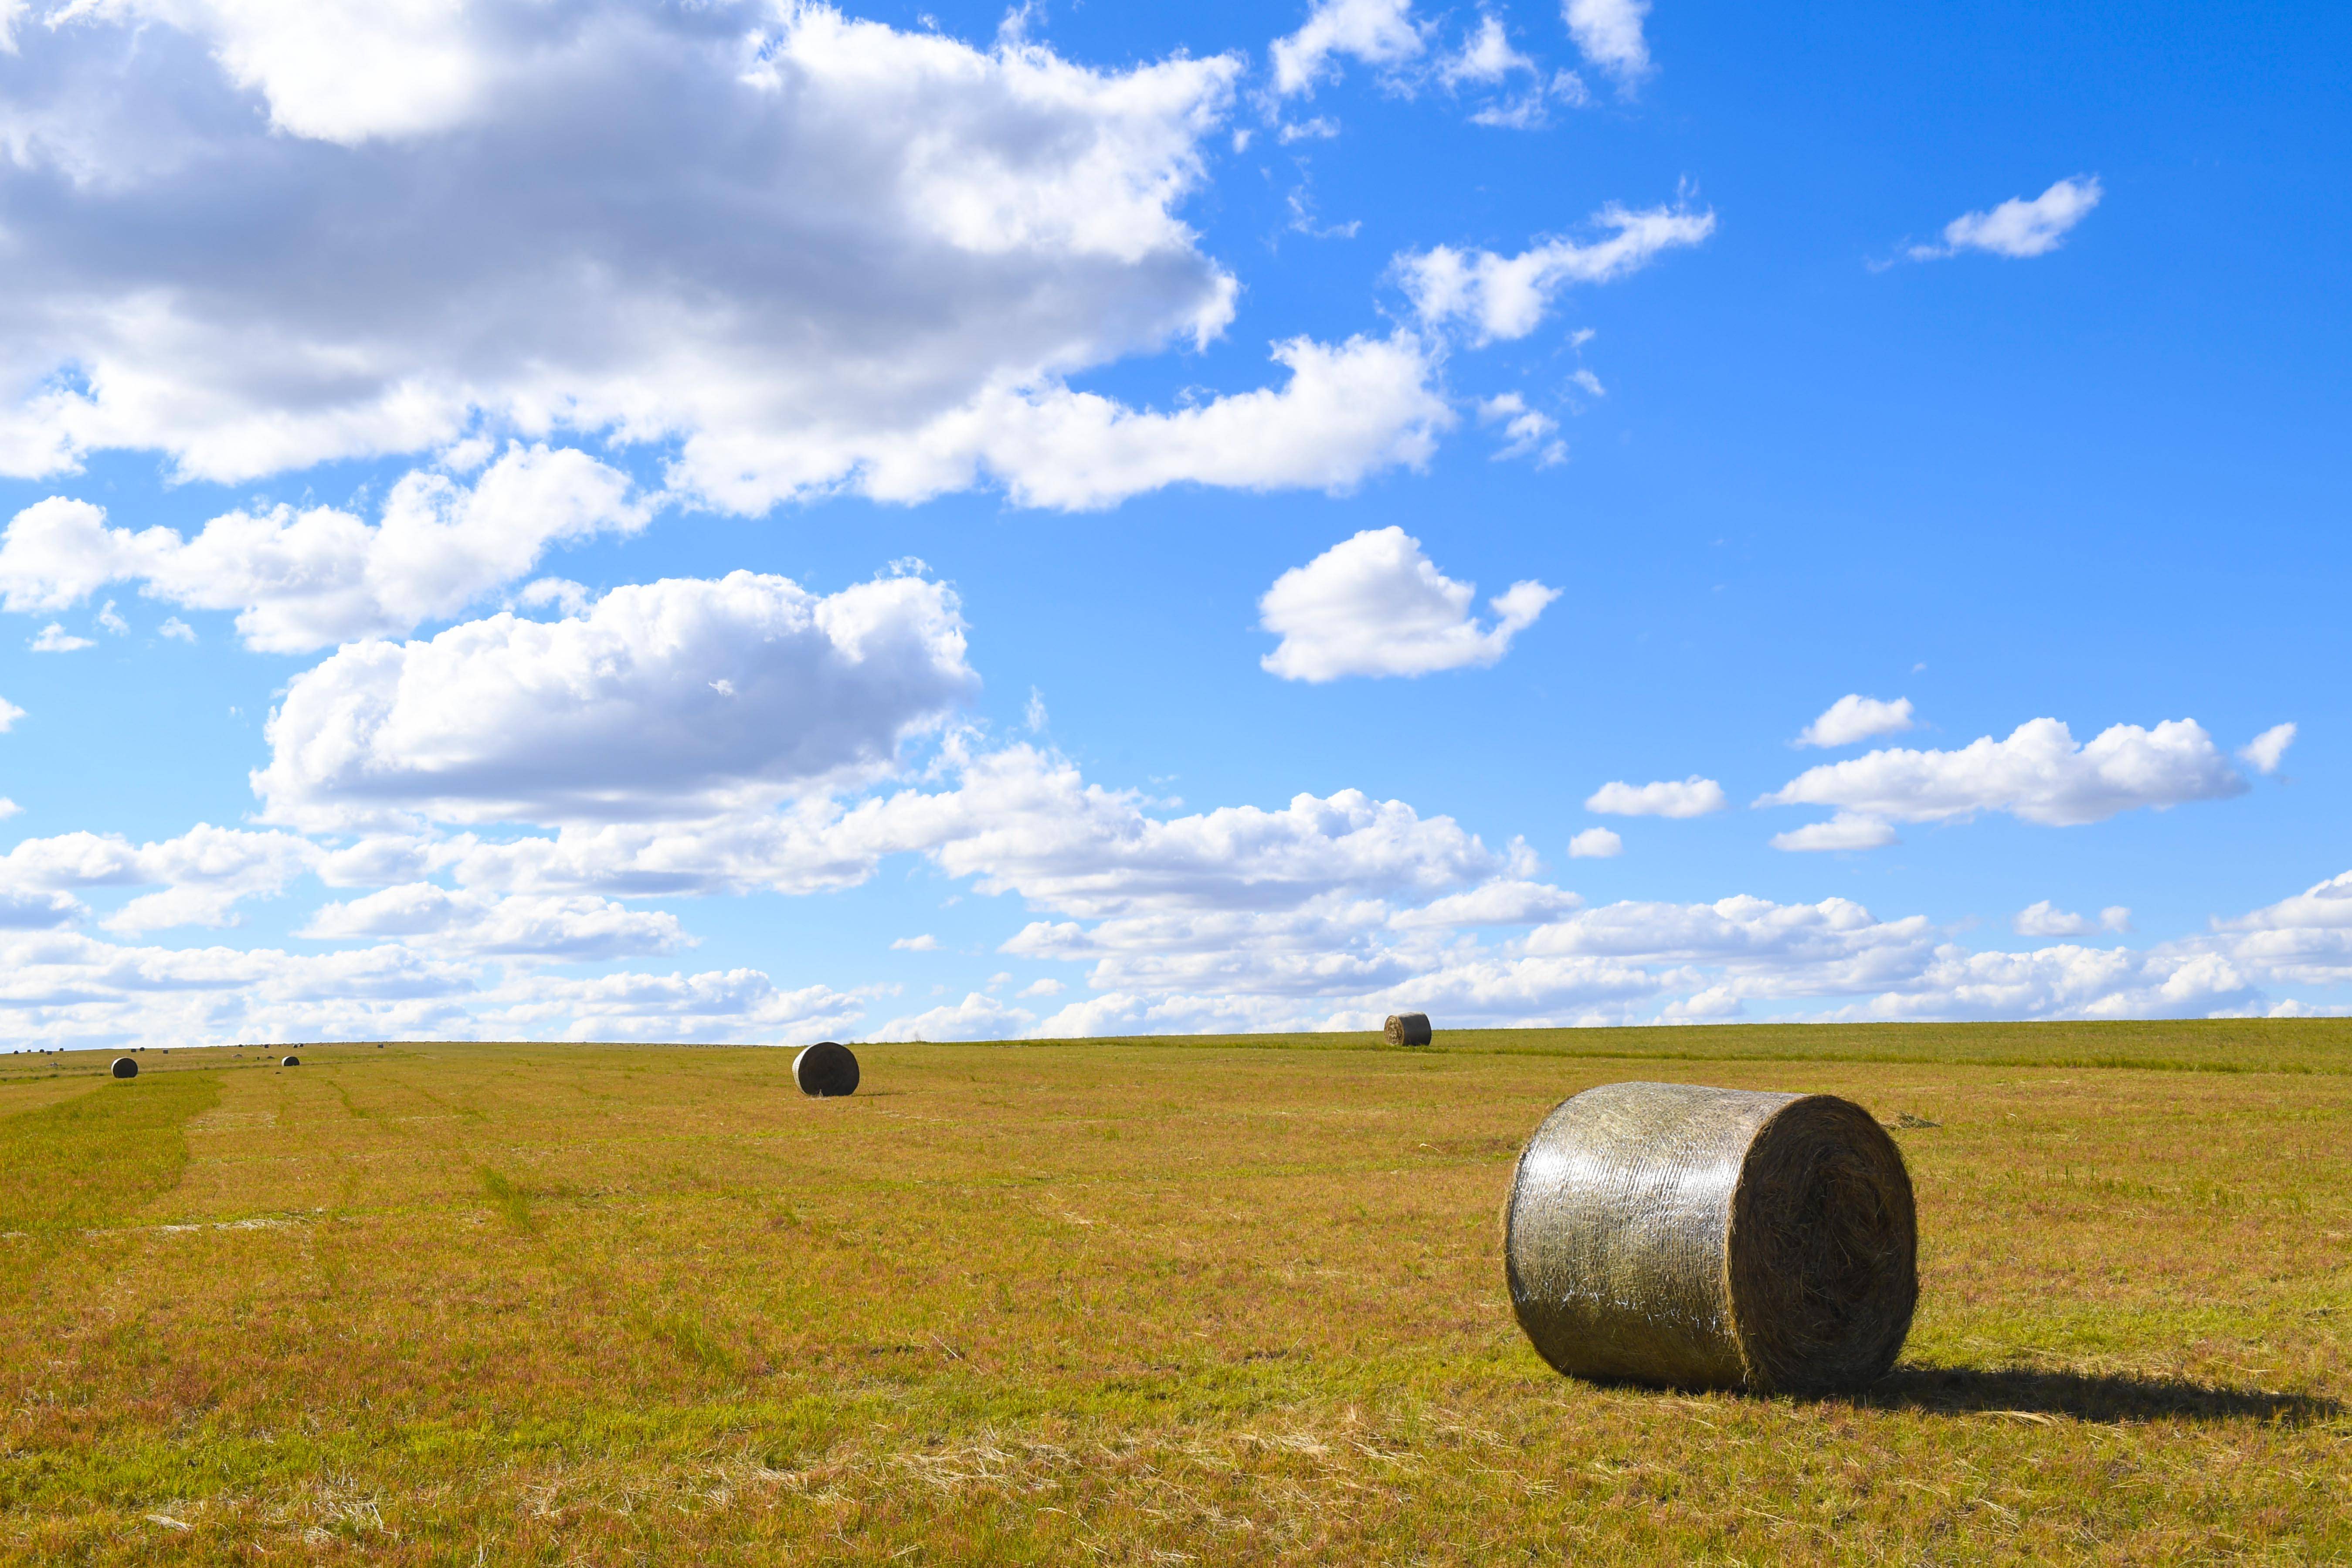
[1505,1080,1916,1395]
[1383,1012,1433,1047]
[111,1056,138,1079]
[280,1055,301,1068]
[793,1041,859,1098]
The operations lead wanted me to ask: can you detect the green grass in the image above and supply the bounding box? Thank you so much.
[0,1024,2346,1563]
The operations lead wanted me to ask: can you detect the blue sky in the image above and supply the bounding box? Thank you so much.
[0,0,2345,1047]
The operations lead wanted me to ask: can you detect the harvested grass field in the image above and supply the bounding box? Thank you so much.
[2,1022,2347,1564]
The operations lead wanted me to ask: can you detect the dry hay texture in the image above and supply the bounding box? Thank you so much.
[1506,1081,1917,1395]
[109,1057,137,1079]
[1384,1012,1433,1047]
[793,1041,860,1097]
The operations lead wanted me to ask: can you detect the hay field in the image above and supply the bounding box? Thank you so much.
[2,1023,2346,1564]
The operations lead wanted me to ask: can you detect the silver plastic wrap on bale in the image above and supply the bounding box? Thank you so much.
[1384,1012,1432,1047]
[794,1041,860,1098]
[1504,1081,1917,1395]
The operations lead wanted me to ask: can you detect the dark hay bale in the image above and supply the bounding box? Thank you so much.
[281,1055,302,1068]
[793,1041,859,1098]
[1505,1081,1916,1395]
[111,1057,138,1079]
[1383,1012,1433,1047]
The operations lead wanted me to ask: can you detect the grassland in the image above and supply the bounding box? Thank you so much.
[1,1021,2346,1564]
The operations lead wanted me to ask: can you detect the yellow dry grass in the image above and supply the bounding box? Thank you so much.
[1,1023,2346,1563]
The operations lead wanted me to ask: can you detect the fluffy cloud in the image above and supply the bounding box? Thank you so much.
[254,570,977,830]
[1761,717,2246,829]
[485,968,869,1045]
[1584,776,1727,818]
[1477,393,1565,465]
[0,823,321,931]
[870,991,1036,1042]
[1391,879,1582,927]
[302,885,687,961]
[1908,176,2102,261]
[0,3,1452,512]
[30,622,92,652]
[2013,900,2132,938]
[0,446,641,652]
[1767,813,1899,853]
[0,696,22,733]
[0,889,82,929]
[2240,722,2296,775]
[1796,694,1915,748]
[1439,15,1534,85]
[1398,203,1714,343]
[915,333,1455,512]
[1562,0,1653,85]
[256,735,1509,937]
[1258,526,1558,681]
[1269,0,1427,97]
[1567,826,1622,859]
[2199,870,2352,987]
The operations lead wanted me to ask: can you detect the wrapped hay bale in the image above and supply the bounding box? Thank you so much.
[1384,1012,1433,1047]
[281,1055,302,1068]
[1505,1081,1916,1395]
[794,1041,860,1098]
[111,1056,139,1079]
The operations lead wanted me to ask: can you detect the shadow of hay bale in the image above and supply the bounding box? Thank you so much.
[1852,1366,2346,1425]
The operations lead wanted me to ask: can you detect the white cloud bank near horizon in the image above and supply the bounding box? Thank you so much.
[1,709,2343,1047]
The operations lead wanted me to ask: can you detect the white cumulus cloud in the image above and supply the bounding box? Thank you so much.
[1796,694,1916,748]
[254,570,977,831]
[301,885,686,961]
[1768,813,1899,853]
[30,622,92,652]
[1567,826,1622,859]
[1269,0,1427,96]
[1398,203,1714,343]
[1761,716,2246,828]
[0,445,642,653]
[1258,526,1558,682]
[0,3,1449,512]
[1909,176,2102,261]
[2240,722,2296,775]
[1561,0,1652,85]
[1477,393,1565,465]
[0,823,321,931]
[1584,776,1727,818]
[0,695,21,732]
[1440,15,1533,86]
[2013,900,2131,938]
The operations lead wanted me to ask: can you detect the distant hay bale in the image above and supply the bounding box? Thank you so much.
[1384,1012,1432,1047]
[281,1055,301,1068]
[793,1041,860,1098]
[1505,1081,1916,1395]
[111,1057,138,1079]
